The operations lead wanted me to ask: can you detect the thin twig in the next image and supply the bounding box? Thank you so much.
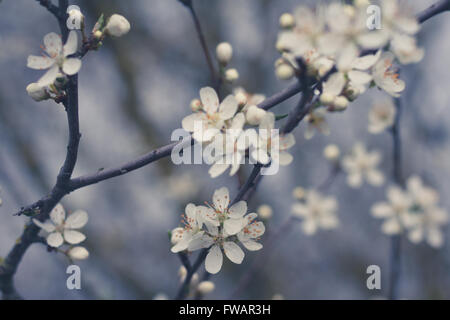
[180,0,217,86]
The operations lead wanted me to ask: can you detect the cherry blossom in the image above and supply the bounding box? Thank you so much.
[182,87,239,142]
[342,143,385,188]
[33,203,88,248]
[27,31,81,86]
[292,189,339,235]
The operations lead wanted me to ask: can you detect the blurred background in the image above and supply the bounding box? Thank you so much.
[1,0,450,299]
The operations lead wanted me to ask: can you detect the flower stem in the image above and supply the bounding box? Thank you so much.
[388,98,403,300]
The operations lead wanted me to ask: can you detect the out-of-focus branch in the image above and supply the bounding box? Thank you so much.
[179,0,217,87]
[417,0,450,23]
[36,0,60,18]
[388,98,403,300]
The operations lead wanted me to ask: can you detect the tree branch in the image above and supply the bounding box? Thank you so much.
[179,0,217,86]
[417,0,450,23]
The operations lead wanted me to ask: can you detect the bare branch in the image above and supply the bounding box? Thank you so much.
[180,0,217,86]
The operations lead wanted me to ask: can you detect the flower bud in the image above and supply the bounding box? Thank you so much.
[235,91,247,106]
[190,98,202,112]
[323,144,340,161]
[275,63,294,80]
[93,30,103,40]
[105,14,131,37]
[333,96,349,111]
[224,68,239,82]
[67,6,84,30]
[292,187,305,200]
[197,281,215,295]
[355,0,370,7]
[216,42,233,65]
[279,13,295,29]
[178,266,187,282]
[246,105,267,125]
[257,204,273,220]
[67,246,89,260]
[320,93,334,106]
[26,83,49,102]
[345,86,360,102]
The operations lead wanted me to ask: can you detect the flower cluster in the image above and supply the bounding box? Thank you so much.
[182,87,296,178]
[26,8,130,102]
[275,0,423,139]
[372,176,449,248]
[171,187,265,274]
[33,204,89,260]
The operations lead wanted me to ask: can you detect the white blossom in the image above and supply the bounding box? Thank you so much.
[27,31,81,86]
[372,52,405,97]
[243,112,295,166]
[304,108,330,140]
[33,204,88,248]
[405,176,449,248]
[390,34,424,65]
[182,87,238,142]
[292,190,339,235]
[371,186,414,235]
[342,143,384,188]
[368,99,396,134]
[237,213,265,250]
[171,203,211,253]
[207,113,246,178]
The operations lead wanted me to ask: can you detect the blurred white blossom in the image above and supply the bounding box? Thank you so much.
[292,189,339,235]
[342,143,384,188]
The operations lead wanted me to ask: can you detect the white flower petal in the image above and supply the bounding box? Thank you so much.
[63,31,78,56]
[50,203,65,225]
[65,210,88,229]
[223,241,245,264]
[224,218,244,236]
[27,55,54,70]
[44,32,63,57]
[228,201,247,219]
[218,95,238,120]
[62,58,82,75]
[37,65,60,86]
[213,187,230,212]
[205,244,223,274]
[200,87,219,114]
[208,162,229,178]
[47,232,64,248]
[33,219,56,233]
[63,230,86,244]
[240,239,263,251]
